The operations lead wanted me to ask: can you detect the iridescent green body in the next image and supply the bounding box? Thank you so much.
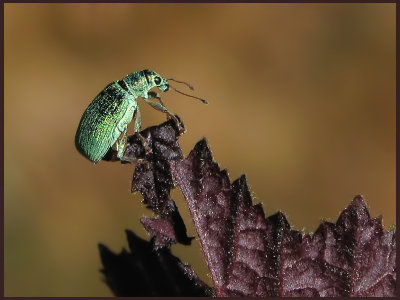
[75,70,171,163]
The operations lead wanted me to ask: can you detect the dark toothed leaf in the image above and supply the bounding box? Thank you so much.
[99,230,211,297]
[129,118,183,213]
[170,139,396,297]
[123,118,193,247]
[170,139,235,296]
[99,120,395,297]
[141,201,193,248]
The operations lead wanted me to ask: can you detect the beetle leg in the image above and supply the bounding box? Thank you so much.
[133,108,151,155]
[137,133,151,155]
[115,128,128,159]
[147,92,178,126]
[143,98,186,134]
[133,107,141,132]
[147,91,166,107]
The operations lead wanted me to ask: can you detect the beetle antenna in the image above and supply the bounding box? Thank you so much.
[170,85,208,104]
[168,78,194,90]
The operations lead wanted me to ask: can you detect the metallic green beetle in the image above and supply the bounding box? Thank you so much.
[75,69,207,163]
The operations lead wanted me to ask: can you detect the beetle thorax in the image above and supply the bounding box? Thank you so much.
[122,71,152,98]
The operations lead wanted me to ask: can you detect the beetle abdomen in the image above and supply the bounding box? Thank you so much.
[75,82,134,163]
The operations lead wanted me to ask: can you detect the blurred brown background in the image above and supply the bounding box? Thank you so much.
[4,3,395,297]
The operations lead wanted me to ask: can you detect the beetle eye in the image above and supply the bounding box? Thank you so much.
[154,76,161,85]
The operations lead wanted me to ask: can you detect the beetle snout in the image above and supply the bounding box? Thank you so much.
[159,84,169,92]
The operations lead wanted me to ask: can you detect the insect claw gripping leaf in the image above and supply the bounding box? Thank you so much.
[102,115,185,163]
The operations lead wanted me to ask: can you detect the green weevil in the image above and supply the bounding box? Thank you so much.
[75,69,207,163]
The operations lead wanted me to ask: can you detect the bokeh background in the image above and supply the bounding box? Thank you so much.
[4,3,395,297]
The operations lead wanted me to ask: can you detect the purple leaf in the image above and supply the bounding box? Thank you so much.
[170,139,235,295]
[100,120,395,297]
[112,118,193,247]
[141,201,193,249]
[170,139,396,297]
[129,118,183,214]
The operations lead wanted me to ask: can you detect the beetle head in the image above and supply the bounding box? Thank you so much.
[144,70,169,92]
[143,70,208,104]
